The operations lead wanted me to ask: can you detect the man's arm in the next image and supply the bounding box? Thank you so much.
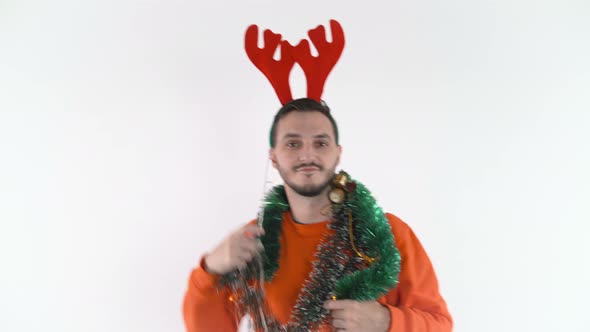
[182,257,237,332]
[381,213,453,332]
[183,224,265,332]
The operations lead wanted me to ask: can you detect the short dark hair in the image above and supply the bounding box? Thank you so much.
[269,98,339,147]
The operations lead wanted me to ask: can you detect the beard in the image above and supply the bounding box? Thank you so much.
[277,162,336,197]
[286,174,333,197]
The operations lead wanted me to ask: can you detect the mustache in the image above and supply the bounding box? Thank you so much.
[293,163,323,171]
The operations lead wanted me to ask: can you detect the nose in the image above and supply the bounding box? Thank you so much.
[297,143,317,162]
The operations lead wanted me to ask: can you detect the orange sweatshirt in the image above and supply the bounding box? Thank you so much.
[183,212,452,331]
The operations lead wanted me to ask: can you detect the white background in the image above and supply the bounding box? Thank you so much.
[1,0,589,331]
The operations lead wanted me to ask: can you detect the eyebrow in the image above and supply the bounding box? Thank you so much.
[281,133,332,140]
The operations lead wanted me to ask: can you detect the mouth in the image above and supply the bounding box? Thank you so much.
[295,164,323,174]
[297,166,319,172]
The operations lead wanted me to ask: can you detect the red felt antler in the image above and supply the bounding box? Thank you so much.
[244,20,345,105]
[244,25,296,105]
[293,20,345,102]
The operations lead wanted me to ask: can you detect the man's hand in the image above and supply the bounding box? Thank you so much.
[203,225,265,275]
[324,300,391,332]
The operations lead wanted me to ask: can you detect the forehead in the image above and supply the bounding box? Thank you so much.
[275,111,334,138]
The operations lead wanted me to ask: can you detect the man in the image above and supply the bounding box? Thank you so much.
[183,98,453,331]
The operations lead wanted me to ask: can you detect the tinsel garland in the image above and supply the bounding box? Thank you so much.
[219,174,401,331]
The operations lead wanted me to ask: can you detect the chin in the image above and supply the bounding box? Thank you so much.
[288,177,333,197]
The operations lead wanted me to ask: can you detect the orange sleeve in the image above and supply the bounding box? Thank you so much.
[381,213,453,332]
[182,256,238,332]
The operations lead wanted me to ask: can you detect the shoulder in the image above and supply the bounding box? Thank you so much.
[384,212,410,233]
[383,212,417,245]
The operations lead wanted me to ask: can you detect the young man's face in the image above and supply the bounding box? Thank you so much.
[270,111,342,197]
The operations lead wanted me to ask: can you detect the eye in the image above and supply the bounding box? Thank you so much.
[286,141,301,148]
[315,140,329,148]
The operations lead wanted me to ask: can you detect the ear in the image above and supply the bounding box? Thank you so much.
[336,144,342,166]
[269,148,278,169]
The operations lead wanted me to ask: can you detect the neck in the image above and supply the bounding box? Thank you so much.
[284,185,332,224]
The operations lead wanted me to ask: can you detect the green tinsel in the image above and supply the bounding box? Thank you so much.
[219,172,401,331]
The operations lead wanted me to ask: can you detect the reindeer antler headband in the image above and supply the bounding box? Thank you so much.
[245,19,345,105]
